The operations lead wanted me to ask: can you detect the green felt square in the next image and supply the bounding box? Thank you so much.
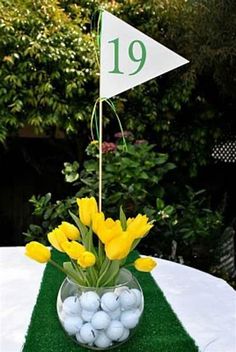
[23,250,198,352]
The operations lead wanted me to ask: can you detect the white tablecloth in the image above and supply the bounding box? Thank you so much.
[0,247,235,352]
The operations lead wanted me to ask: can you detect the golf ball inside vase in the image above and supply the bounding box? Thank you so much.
[56,268,144,350]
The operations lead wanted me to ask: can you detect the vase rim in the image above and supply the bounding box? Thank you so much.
[66,267,134,289]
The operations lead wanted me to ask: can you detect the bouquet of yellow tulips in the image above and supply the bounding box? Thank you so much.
[25,197,156,287]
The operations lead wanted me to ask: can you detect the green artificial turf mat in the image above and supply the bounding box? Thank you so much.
[23,250,198,352]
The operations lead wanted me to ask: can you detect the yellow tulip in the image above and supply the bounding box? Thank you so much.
[47,228,69,252]
[134,257,157,272]
[61,241,85,260]
[58,221,80,240]
[77,251,96,268]
[77,197,98,226]
[25,241,51,263]
[96,218,123,244]
[105,232,133,260]
[92,212,105,234]
[127,214,153,240]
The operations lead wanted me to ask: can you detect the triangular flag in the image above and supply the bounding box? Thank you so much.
[100,10,189,99]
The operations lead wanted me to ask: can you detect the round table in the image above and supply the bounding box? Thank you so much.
[0,247,235,352]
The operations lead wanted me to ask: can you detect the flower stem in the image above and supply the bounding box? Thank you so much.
[98,239,104,266]
[77,266,90,286]
[123,262,134,268]
[96,259,111,288]
[49,259,79,283]
[71,259,90,286]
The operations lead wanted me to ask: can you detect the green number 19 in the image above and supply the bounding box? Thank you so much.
[108,38,147,75]
[128,40,146,75]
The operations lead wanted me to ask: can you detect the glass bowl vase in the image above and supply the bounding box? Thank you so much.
[56,268,144,350]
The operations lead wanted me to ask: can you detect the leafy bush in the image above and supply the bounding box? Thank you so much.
[23,193,77,244]
[24,139,176,242]
[0,0,96,142]
[151,186,223,270]
[24,141,223,273]
[1,0,235,177]
[75,140,176,217]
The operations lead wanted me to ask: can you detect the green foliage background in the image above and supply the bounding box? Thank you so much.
[0,0,235,176]
[24,141,223,277]
[0,0,233,280]
[0,0,96,140]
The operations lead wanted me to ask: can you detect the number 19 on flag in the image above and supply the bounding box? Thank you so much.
[108,38,147,76]
[100,11,189,99]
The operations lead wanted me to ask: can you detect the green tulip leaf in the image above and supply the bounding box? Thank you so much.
[120,206,127,230]
[86,227,99,264]
[69,210,88,240]
[99,257,110,276]
[100,260,120,287]
[63,262,85,285]
[96,259,120,287]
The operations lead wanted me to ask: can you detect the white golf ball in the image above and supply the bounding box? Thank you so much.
[91,311,111,330]
[80,292,100,312]
[120,310,139,329]
[80,323,98,343]
[119,289,137,310]
[62,296,81,315]
[75,331,86,344]
[131,289,142,307]
[114,286,129,296]
[117,327,130,342]
[63,316,83,335]
[105,320,124,341]
[108,307,121,320]
[81,309,94,322]
[60,310,69,322]
[134,308,142,318]
[94,332,112,348]
[101,292,119,312]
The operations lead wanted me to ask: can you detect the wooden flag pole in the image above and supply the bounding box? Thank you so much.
[98,98,103,212]
[98,9,103,213]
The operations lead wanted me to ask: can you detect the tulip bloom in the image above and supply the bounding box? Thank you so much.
[77,197,98,226]
[58,221,80,240]
[25,241,51,263]
[61,241,85,260]
[47,228,69,252]
[96,218,123,244]
[134,257,157,272]
[92,212,105,234]
[105,232,133,260]
[127,214,153,240]
[77,251,96,268]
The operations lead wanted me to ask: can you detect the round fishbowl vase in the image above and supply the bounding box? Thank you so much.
[57,268,144,350]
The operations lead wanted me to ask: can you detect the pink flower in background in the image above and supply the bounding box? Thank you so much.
[135,140,147,145]
[114,131,133,139]
[102,142,117,153]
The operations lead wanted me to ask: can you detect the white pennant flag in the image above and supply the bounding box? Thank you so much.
[100,11,189,99]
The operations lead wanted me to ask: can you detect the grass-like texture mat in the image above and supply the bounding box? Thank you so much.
[23,250,198,352]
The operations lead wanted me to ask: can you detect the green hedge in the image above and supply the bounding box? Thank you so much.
[0,0,235,176]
